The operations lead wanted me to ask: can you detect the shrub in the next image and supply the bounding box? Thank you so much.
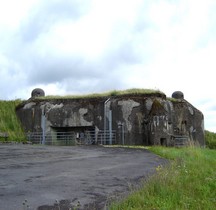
[205,130,216,149]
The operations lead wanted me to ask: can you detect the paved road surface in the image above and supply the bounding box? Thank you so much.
[0,145,167,210]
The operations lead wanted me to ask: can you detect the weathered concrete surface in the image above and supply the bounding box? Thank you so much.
[16,93,205,146]
[0,145,167,210]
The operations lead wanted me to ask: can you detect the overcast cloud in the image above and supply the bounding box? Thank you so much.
[0,0,216,132]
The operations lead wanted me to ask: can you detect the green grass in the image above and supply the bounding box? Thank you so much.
[110,146,216,210]
[167,97,181,102]
[205,130,216,149]
[34,88,165,100]
[0,100,26,142]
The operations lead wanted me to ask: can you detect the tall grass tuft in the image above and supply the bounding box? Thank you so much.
[110,146,216,210]
[0,100,26,142]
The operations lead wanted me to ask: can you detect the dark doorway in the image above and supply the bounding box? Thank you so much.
[51,126,95,145]
[160,138,167,146]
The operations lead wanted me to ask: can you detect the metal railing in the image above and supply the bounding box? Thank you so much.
[26,130,116,146]
[174,135,188,147]
[26,132,76,146]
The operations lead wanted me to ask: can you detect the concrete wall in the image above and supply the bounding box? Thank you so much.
[16,93,205,146]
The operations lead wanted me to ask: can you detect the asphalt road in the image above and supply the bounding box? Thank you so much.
[0,144,167,210]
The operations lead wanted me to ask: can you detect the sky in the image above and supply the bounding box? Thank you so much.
[0,0,215,132]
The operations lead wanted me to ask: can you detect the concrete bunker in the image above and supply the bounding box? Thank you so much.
[16,89,205,146]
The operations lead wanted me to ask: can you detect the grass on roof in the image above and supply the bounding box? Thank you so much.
[167,97,181,102]
[36,88,165,100]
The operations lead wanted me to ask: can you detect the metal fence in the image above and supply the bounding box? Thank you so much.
[26,132,76,145]
[26,130,116,146]
[174,135,188,147]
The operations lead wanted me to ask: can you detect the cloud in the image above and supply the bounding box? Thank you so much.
[20,0,90,43]
[0,0,216,131]
[0,0,144,96]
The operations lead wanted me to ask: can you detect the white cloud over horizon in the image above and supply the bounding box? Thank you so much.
[0,0,216,132]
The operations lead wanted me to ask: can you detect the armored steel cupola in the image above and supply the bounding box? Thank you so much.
[31,88,45,98]
[172,91,184,100]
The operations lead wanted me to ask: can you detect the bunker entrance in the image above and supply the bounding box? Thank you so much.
[160,138,167,146]
[51,126,97,145]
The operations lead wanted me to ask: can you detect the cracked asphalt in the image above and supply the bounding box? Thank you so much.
[0,144,167,210]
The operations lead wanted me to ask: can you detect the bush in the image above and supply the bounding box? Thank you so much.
[205,130,216,149]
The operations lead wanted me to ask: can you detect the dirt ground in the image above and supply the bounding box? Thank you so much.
[0,144,167,210]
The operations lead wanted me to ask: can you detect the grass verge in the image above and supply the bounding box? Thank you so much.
[110,146,216,210]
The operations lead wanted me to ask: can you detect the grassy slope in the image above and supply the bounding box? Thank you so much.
[110,146,216,210]
[0,100,26,142]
